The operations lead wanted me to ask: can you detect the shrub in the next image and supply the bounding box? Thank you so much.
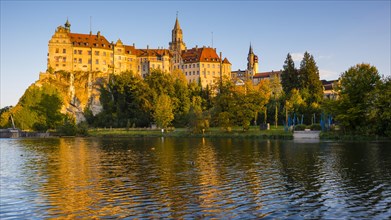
[77,122,89,136]
[294,124,307,131]
[310,123,321,131]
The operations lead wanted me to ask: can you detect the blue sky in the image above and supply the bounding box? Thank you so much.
[1,1,390,108]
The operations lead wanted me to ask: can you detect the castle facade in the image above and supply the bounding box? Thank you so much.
[47,18,231,88]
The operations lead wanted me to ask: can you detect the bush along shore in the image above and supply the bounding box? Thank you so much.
[88,126,293,139]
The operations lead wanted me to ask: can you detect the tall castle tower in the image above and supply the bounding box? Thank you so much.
[247,44,259,79]
[169,15,186,65]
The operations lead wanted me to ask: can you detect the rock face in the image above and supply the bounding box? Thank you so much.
[38,71,107,123]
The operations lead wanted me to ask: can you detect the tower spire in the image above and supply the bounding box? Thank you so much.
[174,12,181,30]
[249,43,253,55]
[64,17,71,31]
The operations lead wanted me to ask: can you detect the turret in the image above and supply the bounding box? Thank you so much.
[64,18,71,31]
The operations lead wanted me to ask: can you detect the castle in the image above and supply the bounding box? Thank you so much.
[47,17,232,88]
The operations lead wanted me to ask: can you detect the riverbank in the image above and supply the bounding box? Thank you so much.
[319,131,390,141]
[88,126,293,139]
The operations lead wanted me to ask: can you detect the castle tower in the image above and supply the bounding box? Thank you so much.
[169,15,186,65]
[247,44,259,79]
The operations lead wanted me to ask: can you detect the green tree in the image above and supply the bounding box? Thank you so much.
[334,63,381,133]
[268,74,284,127]
[281,53,300,95]
[369,76,391,137]
[299,51,324,104]
[153,94,174,129]
[1,84,64,131]
[96,71,152,127]
[284,89,306,124]
[331,64,381,134]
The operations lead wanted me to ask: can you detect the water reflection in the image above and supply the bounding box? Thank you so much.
[0,138,390,219]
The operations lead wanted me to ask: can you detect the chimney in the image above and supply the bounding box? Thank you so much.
[147,45,149,50]
[97,31,100,38]
[196,45,198,49]
[133,43,135,48]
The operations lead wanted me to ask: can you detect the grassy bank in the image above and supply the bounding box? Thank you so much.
[89,126,293,139]
[320,131,390,141]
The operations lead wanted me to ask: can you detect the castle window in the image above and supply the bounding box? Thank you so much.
[212,64,215,68]
[63,64,66,67]
[197,63,200,68]
[202,64,204,68]
[117,49,122,52]
[55,48,59,53]
[74,50,77,54]
[88,59,92,64]
[110,53,113,57]
[96,59,99,64]
[95,51,100,56]
[197,71,199,75]
[103,60,106,65]
[88,51,92,55]
[79,58,82,63]
[103,52,106,56]
[73,58,77,63]
[63,49,66,53]
[208,64,210,68]
[193,64,195,68]
[152,64,155,68]
[78,50,82,54]
[85,43,89,46]
[213,71,215,76]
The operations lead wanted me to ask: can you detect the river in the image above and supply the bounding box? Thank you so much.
[1,137,390,219]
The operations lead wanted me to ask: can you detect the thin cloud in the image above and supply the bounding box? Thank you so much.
[319,69,339,80]
[291,53,304,62]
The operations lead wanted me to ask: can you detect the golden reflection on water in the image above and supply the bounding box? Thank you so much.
[196,138,225,213]
[42,138,101,217]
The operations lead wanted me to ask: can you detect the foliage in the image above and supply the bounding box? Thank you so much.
[294,124,307,131]
[95,71,152,127]
[218,112,232,132]
[299,51,324,105]
[281,53,300,94]
[369,76,391,137]
[309,123,321,131]
[57,115,77,136]
[0,84,64,131]
[153,94,174,129]
[332,63,381,134]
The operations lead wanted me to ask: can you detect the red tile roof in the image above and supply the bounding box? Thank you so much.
[182,47,221,63]
[136,48,171,57]
[68,33,111,49]
[222,57,231,64]
[253,71,282,78]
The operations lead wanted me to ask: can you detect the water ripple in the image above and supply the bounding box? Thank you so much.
[1,138,391,219]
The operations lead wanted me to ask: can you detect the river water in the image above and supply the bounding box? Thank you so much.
[1,137,390,219]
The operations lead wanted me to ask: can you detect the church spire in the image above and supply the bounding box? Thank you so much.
[248,43,254,55]
[174,11,181,30]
